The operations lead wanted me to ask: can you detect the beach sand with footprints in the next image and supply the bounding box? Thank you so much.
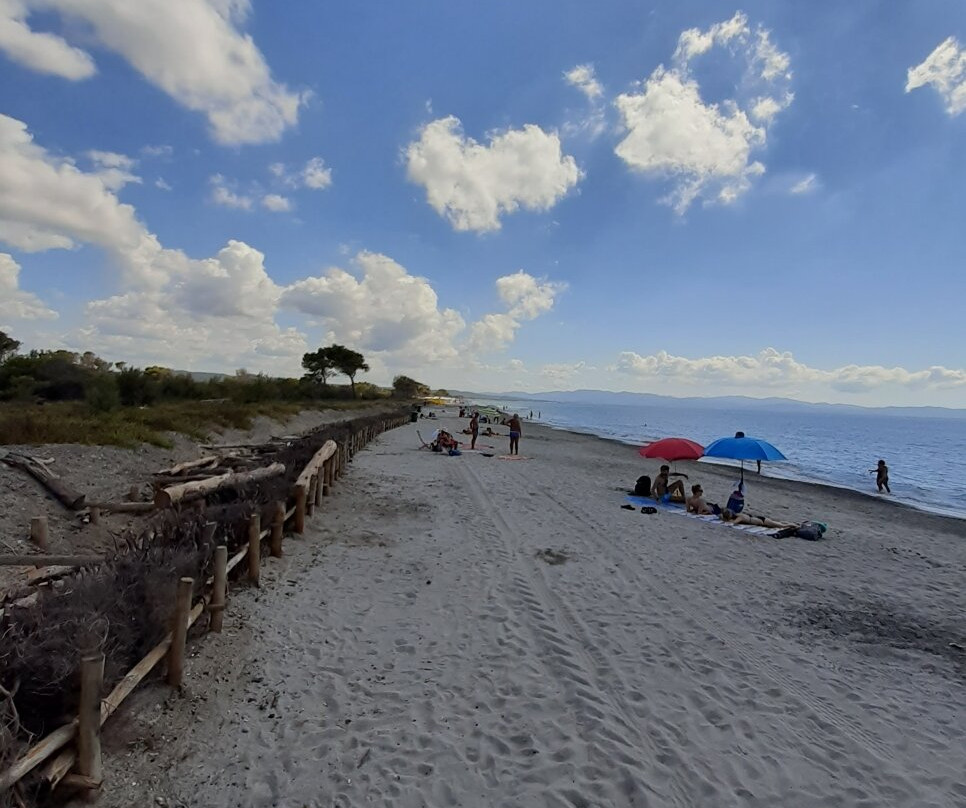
[99,414,965,807]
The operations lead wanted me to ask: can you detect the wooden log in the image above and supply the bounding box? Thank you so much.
[156,456,219,476]
[30,516,48,550]
[0,454,86,510]
[294,484,306,534]
[166,577,193,687]
[76,653,104,791]
[0,554,105,567]
[294,441,336,490]
[313,472,322,508]
[270,502,284,558]
[0,722,78,791]
[154,463,285,508]
[247,514,260,587]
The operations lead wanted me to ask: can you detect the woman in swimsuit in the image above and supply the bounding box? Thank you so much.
[719,509,796,529]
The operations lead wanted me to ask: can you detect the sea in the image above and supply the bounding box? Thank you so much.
[471,396,966,521]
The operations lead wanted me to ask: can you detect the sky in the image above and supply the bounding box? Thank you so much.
[0,0,965,407]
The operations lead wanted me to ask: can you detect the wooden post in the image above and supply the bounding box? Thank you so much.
[270,501,284,558]
[247,513,260,586]
[294,484,306,534]
[306,477,316,518]
[88,506,100,526]
[30,516,48,550]
[313,473,322,507]
[322,459,331,496]
[193,497,206,514]
[77,652,104,794]
[167,577,193,687]
[127,484,139,502]
[210,546,227,633]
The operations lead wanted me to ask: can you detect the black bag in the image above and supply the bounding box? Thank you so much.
[796,522,826,541]
[634,475,651,496]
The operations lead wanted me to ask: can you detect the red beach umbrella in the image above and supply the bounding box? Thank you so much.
[638,437,705,462]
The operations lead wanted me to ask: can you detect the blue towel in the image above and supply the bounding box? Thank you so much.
[626,495,684,510]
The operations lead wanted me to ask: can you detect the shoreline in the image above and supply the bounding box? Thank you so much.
[479,409,966,525]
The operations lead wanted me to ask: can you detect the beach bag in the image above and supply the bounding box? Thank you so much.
[634,475,651,496]
[796,521,827,541]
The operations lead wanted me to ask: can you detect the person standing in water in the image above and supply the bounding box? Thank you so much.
[508,413,522,455]
[869,459,890,493]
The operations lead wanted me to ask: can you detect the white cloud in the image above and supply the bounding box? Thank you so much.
[85,149,141,191]
[540,361,587,383]
[615,348,966,393]
[141,144,173,158]
[302,157,332,189]
[209,174,253,210]
[155,177,172,191]
[0,252,57,323]
[468,271,566,353]
[261,193,292,212]
[405,115,582,232]
[615,12,792,213]
[564,63,603,101]
[0,0,306,145]
[906,36,966,116]
[0,0,96,79]
[280,251,466,363]
[0,113,149,255]
[790,173,818,194]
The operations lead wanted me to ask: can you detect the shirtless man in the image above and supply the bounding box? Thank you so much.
[469,411,479,449]
[869,459,890,493]
[508,413,522,455]
[652,465,686,503]
[686,484,718,515]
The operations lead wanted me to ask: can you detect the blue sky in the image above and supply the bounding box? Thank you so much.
[1,0,964,406]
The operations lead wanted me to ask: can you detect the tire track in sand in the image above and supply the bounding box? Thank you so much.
[455,460,700,808]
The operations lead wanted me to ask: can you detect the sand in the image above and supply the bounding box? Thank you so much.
[95,414,966,808]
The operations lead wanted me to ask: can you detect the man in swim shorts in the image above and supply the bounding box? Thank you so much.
[652,465,686,504]
[508,413,522,455]
[469,411,479,449]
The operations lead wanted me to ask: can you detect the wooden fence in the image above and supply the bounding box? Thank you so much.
[0,411,410,802]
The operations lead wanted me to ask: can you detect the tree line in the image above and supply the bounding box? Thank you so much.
[0,330,437,410]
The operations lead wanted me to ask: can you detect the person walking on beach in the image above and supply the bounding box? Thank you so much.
[469,411,479,450]
[508,413,522,455]
[869,459,890,493]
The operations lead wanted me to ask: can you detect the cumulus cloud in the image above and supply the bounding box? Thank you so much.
[405,116,582,232]
[155,177,172,191]
[85,150,141,191]
[615,347,966,392]
[540,361,587,383]
[906,37,966,116]
[0,113,149,255]
[209,174,253,210]
[614,11,792,213]
[0,252,57,323]
[269,157,332,190]
[564,63,603,100]
[281,251,465,363]
[261,193,292,212]
[468,272,566,353]
[0,0,305,144]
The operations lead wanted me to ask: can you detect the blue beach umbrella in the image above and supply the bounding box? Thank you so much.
[703,436,787,483]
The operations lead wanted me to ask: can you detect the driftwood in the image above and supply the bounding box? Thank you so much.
[153,463,285,508]
[295,441,337,489]
[156,456,219,476]
[0,451,85,510]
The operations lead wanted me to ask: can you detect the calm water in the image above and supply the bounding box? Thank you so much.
[474,397,966,520]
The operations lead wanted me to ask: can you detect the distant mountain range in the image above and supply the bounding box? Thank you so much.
[457,389,966,419]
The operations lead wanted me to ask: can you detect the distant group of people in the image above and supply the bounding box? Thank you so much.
[464,410,522,453]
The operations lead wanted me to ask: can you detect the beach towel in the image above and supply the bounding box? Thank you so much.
[625,495,772,535]
[498,455,529,460]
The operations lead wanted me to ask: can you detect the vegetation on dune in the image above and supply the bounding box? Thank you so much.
[0,330,429,446]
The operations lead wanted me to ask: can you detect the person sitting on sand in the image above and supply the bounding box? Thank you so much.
[869,459,890,493]
[652,465,687,504]
[686,484,720,515]
[719,509,795,529]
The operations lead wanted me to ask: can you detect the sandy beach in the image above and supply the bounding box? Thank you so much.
[96,414,966,808]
